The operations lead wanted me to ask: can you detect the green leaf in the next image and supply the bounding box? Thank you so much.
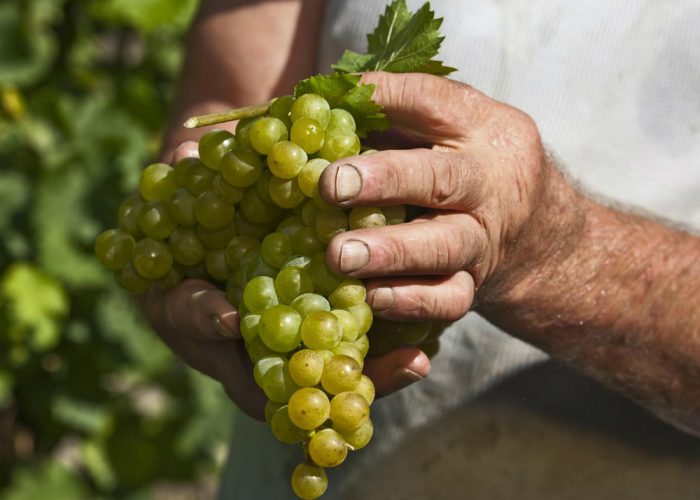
[5,462,87,500]
[52,395,112,435]
[94,0,199,33]
[332,50,373,74]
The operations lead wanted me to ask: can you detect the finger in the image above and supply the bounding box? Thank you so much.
[171,141,200,163]
[318,148,485,210]
[217,342,267,420]
[326,212,487,278]
[365,272,474,322]
[363,347,431,396]
[360,71,492,143]
[148,279,240,341]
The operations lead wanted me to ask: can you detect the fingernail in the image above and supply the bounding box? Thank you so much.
[339,240,370,273]
[391,368,424,388]
[190,290,211,305]
[335,164,362,201]
[211,314,237,338]
[370,287,395,311]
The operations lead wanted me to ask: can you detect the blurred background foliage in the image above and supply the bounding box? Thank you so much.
[0,0,238,497]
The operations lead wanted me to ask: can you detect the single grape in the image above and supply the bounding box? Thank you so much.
[183,160,217,196]
[288,387,330,430]
[240,187,284,224]
[315,209,348,243]
[262,363,300,403]
[116,262,151,294]
[235,211,276,240]
[95,229,135,270]
[339,418,373,450]
[169,227,205,266]
[139,163,177,201]
[220,147,263,187]
[288,349,324,387]
[204,249,231,282]
[290,293,331,319]
[354,334,369,358]
[298,158,330,198]
[329,391,369,432]
[301,311,342,351]
[290,93,330,128]
[156,265,184,291]
[268,176,306,209]
[383,204,407,225]
[194,191,235,230]
[265,400,284,425]
[329,279,366,309]
[399,321,432,345]
[184,262,208,280]
[349,206,386,229]
[262,232,293,269]
[245,253,278,280]
[268,95,294,130]
[118,194,145,236]
[347,302,373,336]
[308,428,347,468]
[243,275,279,314]
[235,117,259,151]
[211,174,245,204]
[225,235,261,270]
[167,188,196,226]
[173,156,198,186]
[291,227,324,257]
[267,141,308,179]
[253,355,286,388]
[225,279,243,307]
[275,266,314,305]
[198,129,236,171]
[254,169,274,205]
[258,304,302,353]
[309,253,343,295]
[321,355,362,395]
[290,117,325,154]
[276,216,305,239]
[327,108,356,132]
[138,201,176,240]
[197,222,238,250]
[270,405,307,444]
[132,238,173,280]
[282,254,311,270]
[332,341,364,367]
[355,375,375,405]
[319,130,361,162]
[301,199,321,227]
[291,463,328,500]
[250,116,288,155]
[331,309,361,342]
[245,335,275,363]
[240,313,260,343]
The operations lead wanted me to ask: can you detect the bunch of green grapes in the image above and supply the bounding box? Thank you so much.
[95,93,444,499]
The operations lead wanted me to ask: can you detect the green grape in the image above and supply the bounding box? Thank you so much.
[291,227,324,256]
[308,428,347,468]
[226,279,243,308]
[261,232,292,269]
[235,117,259,151]
[168,227,205,266]
[270,406,307,444]
[288,387,330,430]
[194,191,235,230]
[282,255,311,270]
[321,355,362,395]
[354,334,369,358]
[184,262,208,280]
[262,363,300,403]
[274,266,313,305]
[204,249,231,282]
[225,235,261,270]
[245,253,278,280]
[265,400,284,425]
[288,349,324,387]
[290,293,331,318]
[118,194,145,236]
[298,158,330,198]
[312,186,334,211]
[349,206,386,229]
[301,311,342,351]
[254,169,274,204]
[327,108,356,132]
[258,305,302,353]
[330,309,360,342]
[300,201,320,228]
[332,342,364,367]
[268,176,306,209]
[197,222,238,250]
[315,209,347,243]
[212,174,245,204]
[183,160,217,196]
[290,117,325,154]
[221,147,263,187]
[240,313,260,343]
[276,216,305,239]
[235,249,261,287]
[235,211,276,239]
[367,318,402,357]
[290,93,330,128]
[319,130,361,162]
[116,262,151,294]
[355,375,375,405]
[132,238,173,280]
[317,349,334,362]
[95,229,135,270]
[329,279,366,309]
[383,204,407,225]
[246,335,275,363]
[399,321,432,345]
[340,418,373,450]
[139,163,177,201]
[156,265,184,290]
[198,129,236,171]
[167,188,196,226]
[291,463,328,500]
[268,95,294,130]
[173,156,198,186]
[347,302,373,336]
[253,355,286,388]
[418,338,441,358]
[309,253,343,295]
[267,141,308,179]
[138,201,176,240]
[329,391,369,432]
[250,116,288,155]
[243,275,279,314]
[241,187,284,224]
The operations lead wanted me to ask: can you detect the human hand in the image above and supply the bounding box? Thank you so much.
[319,72,581,321]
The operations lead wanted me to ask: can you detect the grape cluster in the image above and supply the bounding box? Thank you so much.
[95,92,443,499]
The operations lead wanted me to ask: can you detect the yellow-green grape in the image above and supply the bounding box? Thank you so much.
[383,204,407,225]
[250,116,288,155]
[118,194,145,236]
[184,262,208,280]
[291,117,325,154]
[315,209,347,243]
[309,252,343,296]
[308,428,348,468]
[226,280,243,308]
[262,232,293,269]
[270,405,307,444]
[167,188,196,226]
[329,391,369,432]
[198,129,236,171]
[317,350,334,363]
[332,342,364,368]
[139,163,177,201]
[265,400,284,425]
[235,117,259,151]
[183,160,216,196]
[288,349,324,387]
[267,141,308,179]
[330,309,360,342]
[243,275,279,314]
[418,338,441,358]
[225,235,261,270]
[291,227,324,257]
[245,253,278,281]
[301,311,342,350]
[132,238,173,280]
[245,335,275,363]
[277,216,305,239]
[319,130,361,162]
[340,418,373,450]
[169,227,205,266]
[253,355,286,388]
[197,222,238,250]
[95,229,135,270]
[194,191,235,230]
[157,265,184,290]
[288,387,330,430]
[116,262,151,294]
[268,176,306,209]
[258,305,302,353]
[240,187,284,225]
[172,156,197,186]
[204,249,231,282]
[291,93,330,128]
[220,147,263,188]
[312,186,334,211]
[138,201,176,240]
[239,314,260,343]
[298,158,330,198]
[349,206,386,229]
[327,108,356,132]
[235,211,276,240]
[301,199,320,227]
[282,255,311,270]
[211,174,245,204]
[262,363,300,403]
[347,302,373,337]
[290,293,331,318]
[268,95,294,130]
[291,463,328,500]
[254,169,274,205]
[274,266,313,305]
[399,321,432,345]
[321,355,361,395]
[355,375,375,405]
[354,334,369,358]
[329,279,366,309]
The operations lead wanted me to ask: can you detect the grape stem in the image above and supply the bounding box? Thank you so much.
[182,101,272,128]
